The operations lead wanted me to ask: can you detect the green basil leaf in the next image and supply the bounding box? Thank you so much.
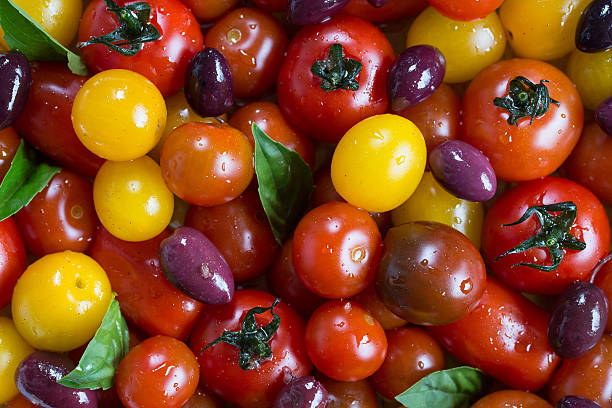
[0,140,60,222]
[58,295,130,390]
[253,123,314,245]
[0,0,87,75]
[395,366,486,408]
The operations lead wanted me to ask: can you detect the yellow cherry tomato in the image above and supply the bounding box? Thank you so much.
[406,7,506,84]
[567,48,612,110]
[12,251,111,352]
[499,0,590,61]
[391,172,484,248]
[0,317,33,403]
[72,69,166,161]
[331,114,426,213]
[94,156,174,242]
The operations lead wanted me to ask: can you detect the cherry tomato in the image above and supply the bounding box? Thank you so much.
[566,48,612,110]
[251,0,286,12]
[10,0,82,46]
[185,187,278,282]
[278,16,395,142]
[0,317,34,404]
[205,7,288,99]
[426,0,504,21]
[318,376,378,408]
[471,390,553,408]
[462,59,584,182]
[406,7,506,84]
[180,0,238,22]
[351,284,407,330]
[14,170,98,257]
[78,0,203,97]
[311,168,345,208]
[483,177,610,294]
[189,290,311,408]
[428,277,561,391]
[593,255,612,333]
[0,128,20,182]
[5,394,37,408]
[90,227,204,340]
[0,218,26,311]
[116,335,199,408]
[341,0,427,22]
[182,387,224,408]
[305,300,387,382]
[13,63,104,179]
[293,202,382,299]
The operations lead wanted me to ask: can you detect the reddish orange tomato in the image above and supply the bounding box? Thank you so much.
[471,391,553,408]
[341,0,427,22]
[426,0,504,21]
[0,218,26,310]
[0,128,19,182]
[180,0,238,22]
[182,387,224,408]
[351,284,407,330]
[5,394,37,408]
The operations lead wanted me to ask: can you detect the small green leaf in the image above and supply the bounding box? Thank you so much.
[252,123,313,245]
[395,366,486,408]
[0,140,60,222]
[58,295,130,390]
[0,0,87,75]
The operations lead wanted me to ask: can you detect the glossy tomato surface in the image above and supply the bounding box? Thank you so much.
[0,218,26,311]
[341,0,427,22]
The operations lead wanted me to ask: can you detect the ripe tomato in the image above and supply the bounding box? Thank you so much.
[11,0,82,46]
[182,387,224,408]
[278,15,395,142]
[116,336,199,408]
[251,0,285,12]
[78,0,203,97]
[189,290,311,408]
[462,59,584,182]
[593,255,612,333]
[0,128,20,182]
[318,376,378,408]
[305,300,387,382]
[426,0,504,21]
[5,394,36,408]
[482,177,610,295]
[0,218,26,311]
[180,0,238,22]
[341,0,427,22]
[0,317,34,404]
[351,284,407,330]
[566,48,612,110]
[471,391,553,408]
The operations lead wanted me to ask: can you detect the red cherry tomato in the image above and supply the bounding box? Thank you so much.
[341,0,427,23]
[179,0,238,22]
[593,255,612,333]
[0,128,20,182]
[0,218,26,310]
[426,0,504,21]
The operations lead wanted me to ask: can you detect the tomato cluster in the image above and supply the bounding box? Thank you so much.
[0,0,611,408]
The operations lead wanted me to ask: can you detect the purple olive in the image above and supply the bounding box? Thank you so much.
[429,140,497,202]
[548,281,609,359]
[184,48,233,117]
[288,0,350,25]
[273,376,328,408]
[576,0,612,53]
[0,51,30,130]
[558,396,602,408]
[595,96,612,135]
[160,226,234,305]
[16,352,98,408]
[387,45,445,111]
[367,0,390,7]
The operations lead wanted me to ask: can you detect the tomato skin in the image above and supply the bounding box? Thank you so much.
[482,177,610,295]
[318,376,378,408]
[5,394,37,408]
[0,218,26,311]
[426,0,503,21]
[11,0,82,46]
[78,0,203,97]
[341,0,427,22]
[0,317,34,404]
[278,16,395,142]
[351,284,407,330]
[566,49,612,111]
[180,0,238,22]
[428,277,560,391]
[13,62,104,179]
[461,59,583,182]
[116,335,199,408]
[251,0,286,12]
[593,256,612,333]
[471,390,553,408]
[189,290,311,408]
[90,227,204,340]
[0,128,20,182]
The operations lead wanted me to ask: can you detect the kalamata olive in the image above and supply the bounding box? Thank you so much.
[159,226,234,305]
[595,96,612,135]
[367,0,390,7]
[558,396,602,408]
[387,45,445,112]
[288,0,350,25]
[576,0,612,53]
[548,281,609,359]
[16,352,98,408]
[184,48,233,117]
[429,140,497,202]
[0,51,30,130]
[273,376,328,408]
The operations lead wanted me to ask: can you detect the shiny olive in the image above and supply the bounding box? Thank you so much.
[184,48,233,117]
[576,0,612,53]
[558,396,602,408]
[0,51,30,130]
[273,376,328,408]
[367,0,389,7]
[595,96,612,135]
[288,0,350,25]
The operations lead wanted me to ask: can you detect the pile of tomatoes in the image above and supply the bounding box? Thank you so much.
[0,0,611,407]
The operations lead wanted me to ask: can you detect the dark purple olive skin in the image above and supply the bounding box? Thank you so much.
[160,226,234,305]
[576,0,612,53]
[367,0,390,7]
[288,0,350,25]
[548,281,609,359]
[0,51,30,130]
[595,96,612,135]
[16,352,98,408]
[558,396,603,408]
[184,48,233,117]
[273,376,328,408]
[387,45,445,111]
[429,140,497,202]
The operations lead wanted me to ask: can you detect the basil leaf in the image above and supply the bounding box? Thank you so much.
[253,123,313,245]
[0,140,60,221]
[0,0,87,75]
[395,366,486,408]
[58,295,130,390]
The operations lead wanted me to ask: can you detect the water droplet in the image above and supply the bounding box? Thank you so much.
[226,28,242,44]
[71,205,84,219]
[395,155,406,165]
[420,259,429,266]
[460,279,473,294]
[351,247,366,263]
[417,361,425,369]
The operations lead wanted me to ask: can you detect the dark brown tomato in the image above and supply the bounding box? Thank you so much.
[14,170,98,257]
[341,0,427,22]
[350,284,407,330]
[252,0,286,12]
[312,168,345,208]
[182,387,224,408]
[317,376,378,408]
[185,186,279,282]
[471,390,553,408]
[593,254,612,333]
[0,127,20,182]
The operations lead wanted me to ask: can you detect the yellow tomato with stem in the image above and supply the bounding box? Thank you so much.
[11,251,111,352]
[0,317,33,403]
[567,48,612,110]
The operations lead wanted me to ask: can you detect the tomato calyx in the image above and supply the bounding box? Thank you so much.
[495,201,586,271]
[77,0,161,57]
[201,298,281,370]
[493,76,560,126]
[311,43,362,92]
